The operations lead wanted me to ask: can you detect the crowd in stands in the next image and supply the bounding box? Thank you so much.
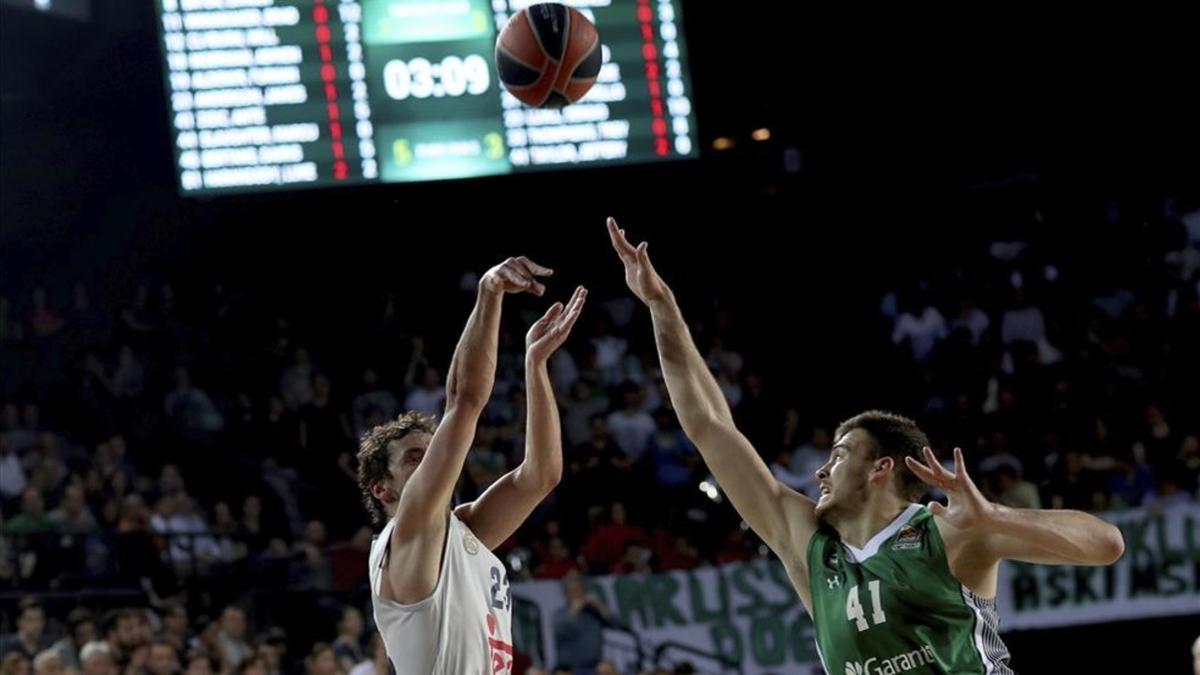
[2,196,1197,674]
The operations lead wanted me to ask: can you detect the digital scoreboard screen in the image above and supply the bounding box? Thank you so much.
[155,0,698,194]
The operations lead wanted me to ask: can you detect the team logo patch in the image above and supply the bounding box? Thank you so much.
[463,530,480,555]
[892,525,922,551]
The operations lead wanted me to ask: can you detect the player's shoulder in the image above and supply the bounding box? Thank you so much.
[925,509,981,560]
[776,488,823,563]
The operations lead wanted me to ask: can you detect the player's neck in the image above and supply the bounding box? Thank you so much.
[834,497,910,550]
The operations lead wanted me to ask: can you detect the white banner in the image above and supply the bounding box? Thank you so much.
[994,504,1200,630]
[513,558,821,674]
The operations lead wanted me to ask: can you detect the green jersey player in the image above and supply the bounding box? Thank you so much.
[607,218,1125,674]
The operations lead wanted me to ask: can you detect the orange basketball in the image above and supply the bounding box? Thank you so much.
[495,3,601,108]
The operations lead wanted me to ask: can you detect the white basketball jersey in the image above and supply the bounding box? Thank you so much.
[369,512,514,675]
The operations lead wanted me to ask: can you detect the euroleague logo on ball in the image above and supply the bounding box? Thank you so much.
[495,2,602,108]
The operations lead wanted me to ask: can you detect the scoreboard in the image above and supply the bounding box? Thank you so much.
[156,0,699,193]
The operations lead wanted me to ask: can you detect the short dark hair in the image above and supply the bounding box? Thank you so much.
[100,609,122,636]
[834,410,930,502]
[307,642,334,662]
[237,656,267,674]
[66,607,94,630]
[356,411,438,526]
[17,596,42,620]
[255,626,287,648]
[186,653,216,671]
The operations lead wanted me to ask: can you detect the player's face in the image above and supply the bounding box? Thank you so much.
[385,432,433,502]
[813,429,875,522]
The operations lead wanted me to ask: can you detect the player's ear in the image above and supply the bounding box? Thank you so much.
[371,481,393,503]
[873,456,895,479]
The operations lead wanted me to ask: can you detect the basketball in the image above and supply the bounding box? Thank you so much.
[495,3,602,108]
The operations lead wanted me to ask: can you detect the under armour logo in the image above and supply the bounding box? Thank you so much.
[827,576,841,589]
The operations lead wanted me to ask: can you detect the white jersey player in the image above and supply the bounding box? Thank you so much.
[356,257,586,674]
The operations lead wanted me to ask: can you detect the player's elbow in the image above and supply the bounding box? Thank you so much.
[678,408,727,441]
[445,379,490,413]
[536,468,562,494]
[518,462,561,495]
[1096,524,1125,565]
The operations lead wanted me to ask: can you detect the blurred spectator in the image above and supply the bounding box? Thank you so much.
[589,318,627,384]
[717,527,755,565]
[606,383,654,464]
[891,289,948,363]
[236,655,268,675]
[299,374,351,454]
[183,653,214,675]
[789,427,832,500]
[217,607,253,669]
[2,404,39,453]
[330,607,364,673]
[0,598,50,660]
[79,641,116,675]
[304,643,341,675]
[350,369,399,440]
[1047,452,1103,511]
[553,571,609,675]
[1000,289,1061,367]
[111,345,146,400]
[164,368,224,437]
[533,538,579,580]
[254,628,286,675]
[1144,465,1195,510]
[985,465,1041,510]
[0,653,30,675]
[4,488,53,534]
[49,483,98,532]
[404,367,445,418]
[562,381,609,449]
[770,448,810,493]
[735,373,779,452]
[581,503,646,572]
[29,288,65,339]
[50,607,94,670]
[0,436,28,504]
[465,427,508,494]
[1107,461,1155,509]
[146,639,179,675]
[346,634,386,675]
[31,649,62,675]
[950,296,991,346]
[649,409,699,492]
[291,521,333,590]
[99,609,140,667]
[159,603,189,653]
[656,534,702,571]
[281,348,316,411]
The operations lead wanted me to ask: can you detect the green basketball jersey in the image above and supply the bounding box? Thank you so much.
[806,503,1014,675]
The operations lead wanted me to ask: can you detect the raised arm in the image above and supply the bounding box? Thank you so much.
[906,446,1125,594]
[393,256,551,540]
[607,218,818,563]
[455,286,587,549]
